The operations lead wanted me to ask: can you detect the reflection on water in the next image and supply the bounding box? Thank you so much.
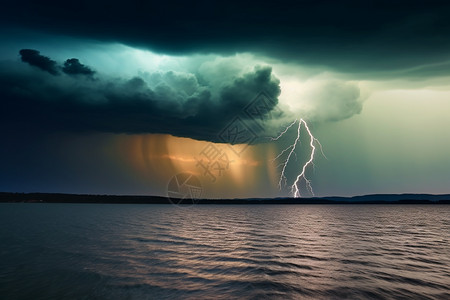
[0,204,449,299]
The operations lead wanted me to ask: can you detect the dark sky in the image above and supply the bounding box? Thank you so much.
[1,0,450,197]
[2,0,450,140]
[3,0,450,73]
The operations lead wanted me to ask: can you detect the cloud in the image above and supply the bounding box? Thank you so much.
[1,51,281,142]
[19,49,95,77]
[4,1,450,77]
[297,80,364,123]
[5,48,370,143]
[62,58,95,76]
[19,49,59,75]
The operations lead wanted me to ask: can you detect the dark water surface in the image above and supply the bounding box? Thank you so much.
[0,204,449,299]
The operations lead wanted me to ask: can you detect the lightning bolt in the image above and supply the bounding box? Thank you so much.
[272,118,325,198]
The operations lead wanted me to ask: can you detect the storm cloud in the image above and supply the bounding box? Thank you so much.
[0,51,281,142]
[3,1,450,77]
[62,58,95,76]
[2,48,370,143]
[19,49,59,75]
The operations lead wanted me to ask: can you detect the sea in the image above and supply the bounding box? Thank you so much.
[0,204,449,299]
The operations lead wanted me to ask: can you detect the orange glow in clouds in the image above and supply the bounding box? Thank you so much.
[114,134,280,198]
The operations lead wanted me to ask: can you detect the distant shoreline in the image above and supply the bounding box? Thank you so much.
[0,192,449,204]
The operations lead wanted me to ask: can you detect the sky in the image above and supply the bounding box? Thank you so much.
[1,0,449,198]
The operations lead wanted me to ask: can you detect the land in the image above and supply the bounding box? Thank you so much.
[0,192,449,204]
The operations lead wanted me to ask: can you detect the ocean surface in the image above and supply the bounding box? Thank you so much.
[0,204,449,300]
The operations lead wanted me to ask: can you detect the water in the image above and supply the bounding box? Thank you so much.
[0,204,449,299]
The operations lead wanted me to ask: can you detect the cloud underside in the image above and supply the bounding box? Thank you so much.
[3,1,450,77]
[0,49,364,142]
[1,50,282,142]
[20,49,95,76]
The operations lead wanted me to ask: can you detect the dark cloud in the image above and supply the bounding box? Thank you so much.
[3,1,450,76]
[1,54,281,142]
[19,50,95,77]
[62,58,95,76]
[19,49,59,75]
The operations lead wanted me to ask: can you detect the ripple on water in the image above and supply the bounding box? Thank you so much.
[0,204,449,299]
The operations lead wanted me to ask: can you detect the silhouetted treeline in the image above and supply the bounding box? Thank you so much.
[0,192,449,204]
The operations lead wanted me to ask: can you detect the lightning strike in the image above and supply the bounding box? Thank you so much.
[271,119,298,141]
[273,118,324,198]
